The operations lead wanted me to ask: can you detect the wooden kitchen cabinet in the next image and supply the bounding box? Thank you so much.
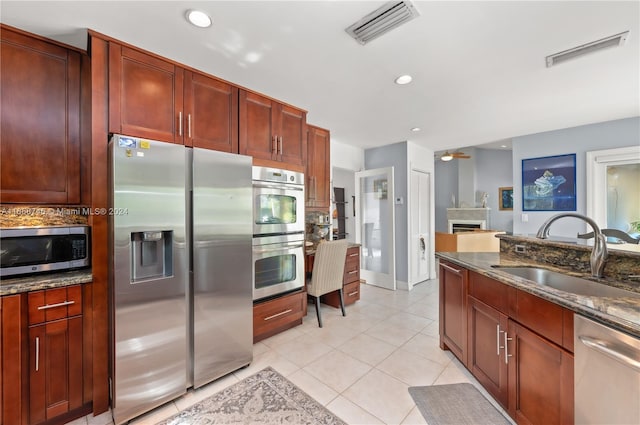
[253,290,307,343]
[1,294,29,425]
[27,286,84,424]
[439,260,468,365]
[239,90,307,168]
[322,245,361,307]
[109,43,184,144]
[507,319,574,425]
[306,125,331,210]
[109,43,239,152]
[0,25,81,204]
[183,70,238,152]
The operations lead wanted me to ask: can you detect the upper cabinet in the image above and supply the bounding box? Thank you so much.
[239,90,306,167]
[109,43,183,144]
[109,43,239,152]
[1,25,81,204]
[306,125,330,210]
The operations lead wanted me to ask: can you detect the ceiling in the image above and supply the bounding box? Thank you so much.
[1,1,638,153]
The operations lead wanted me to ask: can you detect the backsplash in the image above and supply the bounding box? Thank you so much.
[499,234,640,286]
[305,211,331,250]
[0,205,88,227]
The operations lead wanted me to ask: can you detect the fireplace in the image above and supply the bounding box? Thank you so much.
[447,208,490,233]
[449,220,486,233]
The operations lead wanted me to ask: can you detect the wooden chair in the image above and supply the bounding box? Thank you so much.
[307,239,348,327]
[577,228,640,244]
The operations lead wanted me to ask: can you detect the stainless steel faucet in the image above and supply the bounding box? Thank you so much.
[536,213,608,278]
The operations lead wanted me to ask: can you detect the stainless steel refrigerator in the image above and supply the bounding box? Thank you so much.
[109,135,253,425]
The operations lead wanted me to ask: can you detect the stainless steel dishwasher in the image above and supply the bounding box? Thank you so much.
[574,314,640,424]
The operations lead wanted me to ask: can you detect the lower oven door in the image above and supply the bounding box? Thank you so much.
[253,234,305,301]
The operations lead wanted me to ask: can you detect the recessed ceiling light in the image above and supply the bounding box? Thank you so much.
[186,10,212,28]
[411,127,421,132]
[395,75,412,85]
[500,144,507,148]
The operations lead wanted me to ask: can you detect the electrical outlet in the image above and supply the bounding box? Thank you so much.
[521,213,529,222]
[515,245,526,253]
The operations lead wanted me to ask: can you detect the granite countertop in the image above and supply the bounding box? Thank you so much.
[436,252,640,338]
[305,242,361,256]
[1,269,93,296]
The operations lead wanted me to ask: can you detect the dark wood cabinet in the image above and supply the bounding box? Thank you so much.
[439,260,468,365]
[322,245,361,307]
[183,70,238,152]
[109,44,240,152]
[253,290,307,343]
[109,43,184,144]
[467,297,509,408]
[507,319,574,425]
[306,125,330,210]
[441,264,575,425]
[27,286,83,424]
[239,90,306,168]
[1,294,29,425]
[0,25,81,204]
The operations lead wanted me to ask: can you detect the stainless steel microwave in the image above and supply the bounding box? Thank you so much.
[0,226,90,278]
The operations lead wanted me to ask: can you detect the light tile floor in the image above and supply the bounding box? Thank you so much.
[68,279,513,425]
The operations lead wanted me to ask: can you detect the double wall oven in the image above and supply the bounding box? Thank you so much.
[252,166,305,301]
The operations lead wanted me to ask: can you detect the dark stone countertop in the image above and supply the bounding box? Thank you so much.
[436,252,640,338]
[305,242,360,256]
[1,269,93,296]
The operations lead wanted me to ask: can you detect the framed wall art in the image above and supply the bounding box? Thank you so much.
[522,153,576,211]
[499,187,513,210]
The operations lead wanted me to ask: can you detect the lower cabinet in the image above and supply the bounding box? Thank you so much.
[440,265,574,424]
[322,245,361,308]
[1,285,88,425]
[253,290,306,343]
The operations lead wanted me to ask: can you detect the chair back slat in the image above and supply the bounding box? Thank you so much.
[308,240,349,297]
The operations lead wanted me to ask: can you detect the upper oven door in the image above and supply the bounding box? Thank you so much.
[252,181,304,236]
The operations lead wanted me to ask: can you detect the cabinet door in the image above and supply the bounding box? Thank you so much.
[306,125,330,209]
[184,71,238,152]
[29,316,83,424]
[239,90,277,161]
[507,320,574,425]
[438,261,468,365]
[109,43,184,143]
[467,297,509,409]
[277,104,306,167]
[0,27,81,204]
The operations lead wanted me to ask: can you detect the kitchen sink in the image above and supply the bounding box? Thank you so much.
[494,267,640,299]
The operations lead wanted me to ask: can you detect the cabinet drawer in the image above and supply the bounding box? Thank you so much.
[343,281,361,305]
[253,291,305,341]
[469,271,508,313]
[28,285,82,325]
[344,246,360,283]
[510,289,564,347]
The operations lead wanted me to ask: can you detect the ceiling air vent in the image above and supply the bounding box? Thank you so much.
[546,31,629,67]
[345,1,420,45]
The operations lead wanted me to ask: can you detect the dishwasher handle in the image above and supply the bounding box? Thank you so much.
[579,335,640,373]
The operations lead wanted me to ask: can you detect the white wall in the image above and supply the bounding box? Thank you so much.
[512,117,640,237]
[331,140,364,172]
[475,148,513,232]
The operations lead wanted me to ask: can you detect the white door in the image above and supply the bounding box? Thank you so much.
[355,167,396,290]
[409,168,431,287]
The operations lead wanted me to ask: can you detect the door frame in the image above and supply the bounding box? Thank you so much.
[355,167,396,290]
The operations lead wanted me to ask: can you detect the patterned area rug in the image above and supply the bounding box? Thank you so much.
[157,367,346,425]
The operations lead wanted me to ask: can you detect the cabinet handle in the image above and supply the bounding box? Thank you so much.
[35,337,40,372]
[349,253,359,257]
[440,263,462,275]
[178,112,183,136]
[188,114,192,138]
[504,332,513,364]
[348,270,358,275]
[272,135,278,153]
[278,136,283,155]
[496,324,505,356]
[348,291,359,297]
[264,309,293,321]
[37,300,75,310]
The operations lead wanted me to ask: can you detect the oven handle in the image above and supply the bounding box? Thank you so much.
[252,182,304,192]
[253,243,304,253]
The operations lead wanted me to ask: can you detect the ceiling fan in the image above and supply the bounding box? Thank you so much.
[440,151,471,161]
